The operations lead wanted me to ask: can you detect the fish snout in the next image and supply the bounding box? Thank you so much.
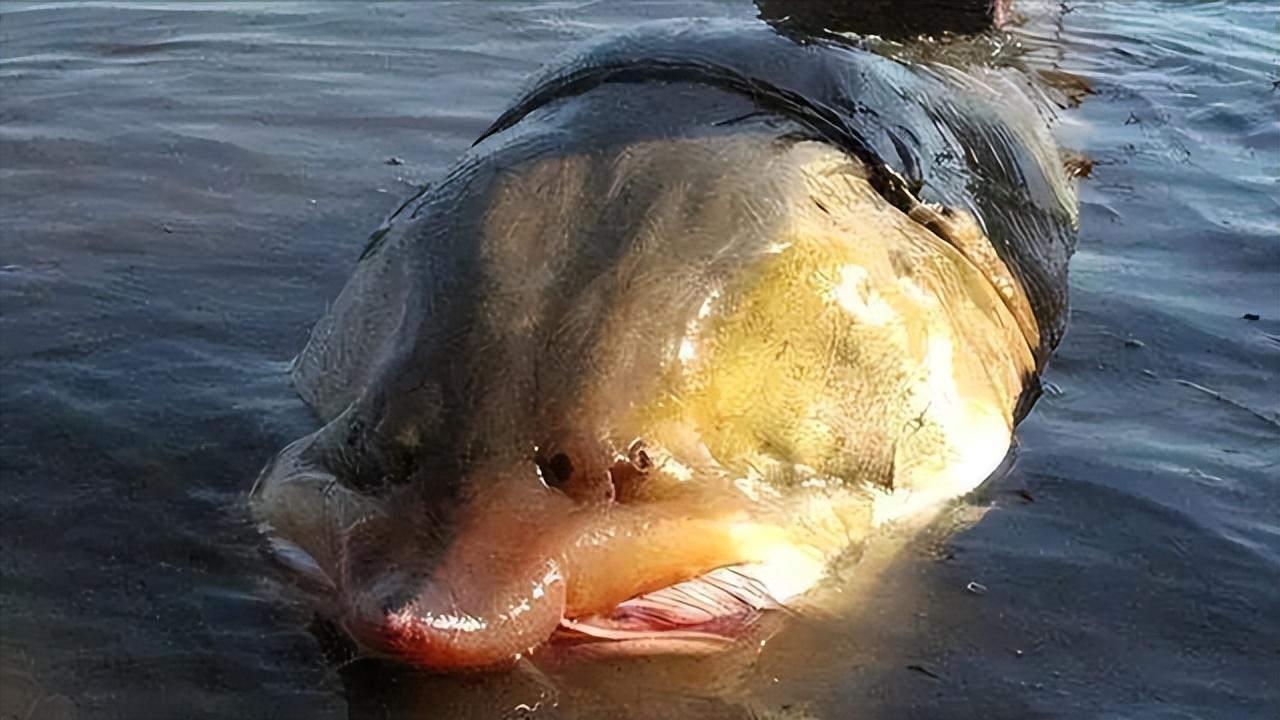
[335,467,581,670]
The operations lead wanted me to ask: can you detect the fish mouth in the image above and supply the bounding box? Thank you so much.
[338,563,786,672]
[549,564,782,657]
[334,498,820,671]
[328,487,833,671]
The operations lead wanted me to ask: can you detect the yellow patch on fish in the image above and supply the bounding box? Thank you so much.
[630,140,1034,545]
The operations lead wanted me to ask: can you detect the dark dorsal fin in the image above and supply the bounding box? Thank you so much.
[755,0,1012,40]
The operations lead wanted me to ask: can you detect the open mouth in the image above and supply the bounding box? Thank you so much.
[332,501,831,670]
[336,511,818,670]
[550,564,781,656]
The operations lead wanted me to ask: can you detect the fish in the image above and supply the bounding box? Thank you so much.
[250,18,1077,672]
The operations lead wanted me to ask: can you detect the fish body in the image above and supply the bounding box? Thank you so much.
[251,20,1077,671]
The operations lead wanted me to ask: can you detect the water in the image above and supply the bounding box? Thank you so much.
[1,2,1276,718]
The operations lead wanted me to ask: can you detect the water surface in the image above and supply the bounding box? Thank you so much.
[1,2,1277,718]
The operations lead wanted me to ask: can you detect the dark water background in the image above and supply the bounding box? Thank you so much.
[1,2,1277,718]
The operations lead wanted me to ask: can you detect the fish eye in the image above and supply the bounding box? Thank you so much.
[538,452,575,489]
